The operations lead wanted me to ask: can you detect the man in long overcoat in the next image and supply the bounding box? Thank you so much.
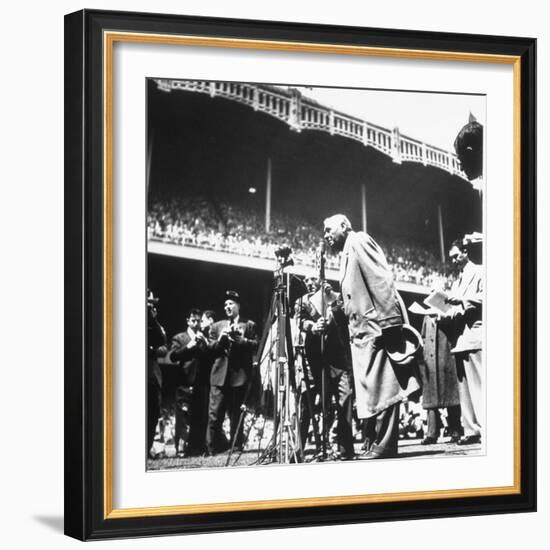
[323,214,420,459]
[206,291,258,455]
[419,313,462,444]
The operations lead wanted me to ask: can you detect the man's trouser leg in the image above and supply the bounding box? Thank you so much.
[330,369,355,457]
[228,385,246,449]
[362,416,377,452]
[299,390,311,448]
[187,384,209,454]
[147,383,161,456]
[174,385,190,453]
[206,384,226,454]
[446,405,463,438]
[456,353,482,437]
[372,402,400,456]
[425,409,441,439]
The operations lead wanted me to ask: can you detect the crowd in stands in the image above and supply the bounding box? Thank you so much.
[147,194,457,289]
[385,243,456,289]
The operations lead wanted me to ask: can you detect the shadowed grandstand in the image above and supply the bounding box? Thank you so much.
[146,78,481,294]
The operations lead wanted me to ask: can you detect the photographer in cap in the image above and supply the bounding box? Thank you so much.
[206,291,258,455]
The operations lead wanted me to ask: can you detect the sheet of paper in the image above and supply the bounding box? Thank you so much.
[408,301,439,316]
[423,290,451,314]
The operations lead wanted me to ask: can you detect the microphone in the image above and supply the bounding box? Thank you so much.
[316,240,326,282]
[317,240,327,262]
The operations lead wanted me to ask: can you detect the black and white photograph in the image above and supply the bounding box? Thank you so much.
[1,0,543,544]
[146,79,485,471]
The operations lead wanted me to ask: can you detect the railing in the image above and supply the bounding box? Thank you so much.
[148,235,452,291]
[155,79,468,182]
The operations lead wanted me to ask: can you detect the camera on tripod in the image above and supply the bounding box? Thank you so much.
[274,244,294,268]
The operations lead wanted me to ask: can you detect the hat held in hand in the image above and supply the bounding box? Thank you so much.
[385,324,422,365]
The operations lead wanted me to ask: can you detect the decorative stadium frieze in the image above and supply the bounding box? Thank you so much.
[155,79,467,181]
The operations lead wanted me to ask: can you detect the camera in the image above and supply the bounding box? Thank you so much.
[274,244,294,267]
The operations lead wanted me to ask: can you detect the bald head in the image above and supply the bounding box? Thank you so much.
[323,214,352,252]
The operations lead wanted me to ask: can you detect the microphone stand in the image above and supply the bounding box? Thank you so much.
[317,242,329,460]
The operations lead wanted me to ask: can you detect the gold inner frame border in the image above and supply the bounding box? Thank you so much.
[102,30,522,520]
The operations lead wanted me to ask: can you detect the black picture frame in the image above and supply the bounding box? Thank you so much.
[64,9,536,541]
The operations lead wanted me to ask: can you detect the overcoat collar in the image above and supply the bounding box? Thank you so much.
[339,232,352,284]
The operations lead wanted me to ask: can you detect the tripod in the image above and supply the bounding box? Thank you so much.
[255,258,305,465]
[225,254,327,466]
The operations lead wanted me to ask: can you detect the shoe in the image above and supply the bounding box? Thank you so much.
[343,453,357,461]
[334,450,356,461]
[184,446,205,457]
[457,435,481,446]
[363,450,397,460]
[362,447,397,460]
[361,438,373,453]
[421,436,438,445]
[448,433,462,443]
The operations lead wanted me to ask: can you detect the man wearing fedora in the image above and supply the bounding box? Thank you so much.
[206,290,258,455]
[323,214,421,459]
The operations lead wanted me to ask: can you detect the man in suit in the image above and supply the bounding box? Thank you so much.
[323,214,420,459]
[168,308,209,456]
[295,274,355,460]
[200,310,216,337]
[206,291,258,455]
[442,237,483,445]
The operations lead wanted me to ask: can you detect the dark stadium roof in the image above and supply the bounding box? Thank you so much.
[147,79,481,253]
